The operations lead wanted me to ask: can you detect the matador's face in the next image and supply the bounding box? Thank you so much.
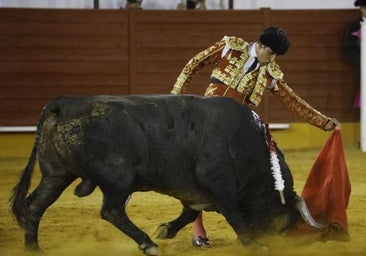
[256,43,277,65]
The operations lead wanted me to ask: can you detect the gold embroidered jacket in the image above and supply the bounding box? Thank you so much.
[171,36,330,130]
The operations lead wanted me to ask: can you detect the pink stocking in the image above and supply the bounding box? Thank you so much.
[193,211,207,238]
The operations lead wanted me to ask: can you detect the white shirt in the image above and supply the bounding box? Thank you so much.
[243,43,259,74]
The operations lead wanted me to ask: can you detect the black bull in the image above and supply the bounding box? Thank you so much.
[10,95,322,255]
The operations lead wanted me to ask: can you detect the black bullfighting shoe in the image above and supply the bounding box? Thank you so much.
[192,236,211,247]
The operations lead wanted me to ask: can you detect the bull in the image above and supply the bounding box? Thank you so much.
[10,95,323,255]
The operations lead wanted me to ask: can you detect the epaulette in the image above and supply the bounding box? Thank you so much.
[266,61,284,80]
[224,36,248,51]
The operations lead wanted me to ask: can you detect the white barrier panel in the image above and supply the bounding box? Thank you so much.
[361,22,366,152]
[0,124,291,133]
[0,126,36,132]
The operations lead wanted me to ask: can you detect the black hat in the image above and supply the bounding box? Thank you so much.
[355,0,366,6]
[259,27,290,55]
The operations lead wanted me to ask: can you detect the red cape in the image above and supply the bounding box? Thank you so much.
[301,128,351,241]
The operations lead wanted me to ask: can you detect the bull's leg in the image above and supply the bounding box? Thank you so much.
[196,164,259,248]
[100,192,159,256]
[155,205,199,239]
[204,189,267,251]
[215,204,254,245]
[23,175,75,249]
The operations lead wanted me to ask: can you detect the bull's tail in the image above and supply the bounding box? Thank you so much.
[9,99,59,229]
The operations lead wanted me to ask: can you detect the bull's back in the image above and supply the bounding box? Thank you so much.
[41,94,259,165]
[46,94,253,143]
[40,95,262,188]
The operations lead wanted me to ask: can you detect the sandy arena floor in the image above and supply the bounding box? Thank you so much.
[1,146,365,256]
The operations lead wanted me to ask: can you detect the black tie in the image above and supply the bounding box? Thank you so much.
[246,57,258,74]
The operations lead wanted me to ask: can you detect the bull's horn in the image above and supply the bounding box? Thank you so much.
[295,196,326,230]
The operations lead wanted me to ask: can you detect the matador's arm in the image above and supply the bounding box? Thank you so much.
[272,80,336,131]
[171,39,225,94]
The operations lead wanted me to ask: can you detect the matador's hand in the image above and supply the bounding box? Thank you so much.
[324,118,341,131]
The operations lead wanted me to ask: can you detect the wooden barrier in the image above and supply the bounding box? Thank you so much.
[0,8,359,126]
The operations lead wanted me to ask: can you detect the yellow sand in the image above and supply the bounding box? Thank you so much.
[0,133,365,256]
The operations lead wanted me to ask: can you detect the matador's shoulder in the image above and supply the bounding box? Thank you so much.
[266,61,284,80]
[223,36,248,51]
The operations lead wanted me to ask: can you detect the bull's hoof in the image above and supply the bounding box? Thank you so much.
[138,243,160,256]
[25,243,45,254]
[154,223,170,239]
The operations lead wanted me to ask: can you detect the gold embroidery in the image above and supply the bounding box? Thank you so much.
[171,39,226,94]
[172,36,287,108]
[212,46,250,89]
[223,86,230,96]
[248,67,268,106]
[205,86,218,96]
[224,36,247,51]
[235,66,268,106]
[267,61,283,80]
[273,81,329,130]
